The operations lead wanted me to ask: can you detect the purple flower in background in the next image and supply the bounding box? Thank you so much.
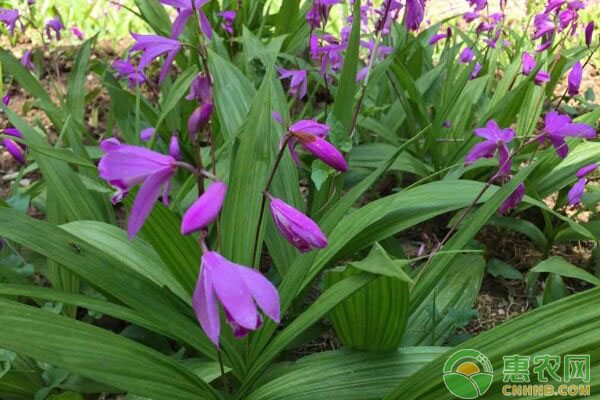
[585,21,595,47]
[545,0,566,13]
[71,26,84,40]
[288,120,348,172]
[405,0,426,31]
[192,250,280,347]
[188,104,213,138]
[272,111,283,125]
[459,47,475,64]
[268,194,328,253]
[218,10,236,34]
[160,0,212,39]
[140,128,155,141]
[20,51,34,71]
[534,70,551,85]
[28,0,35,5]
[277,67,308,99]
[536,39,553,52]
[112,59,147,88]
[471,62,483,79]
[0,8,19,36]
[306,0,342,29]
[2,94,9,106]
[187,74,212,103]
[558,9,577,31]
[567,61,582,96]
[499,182,525,214]
[465,120,515,176]
[539,111,596,158]
[568,164,598,205]
[2,128,25,165]
[98,138,177,238]
[429,27,452,45]
[169,135,181,160]
[463,12,479,23]
[532,13,555,39]
[522,52,536,75]
[45,16,65,41]
[181,181,227,235]
[129,33,181,84]
[468,0,487,11]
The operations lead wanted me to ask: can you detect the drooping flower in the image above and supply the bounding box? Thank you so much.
[20,51,34,71]
[218,10,236,34]
[181,181,227,235]
[0,8,19,36]
[405,0,426,31]
[45,16,65,41]
[558,9,577,31]
[71,26,84,40]
[567,61,582,96]
[159,0,212,39]
[192,250,280,347]
[2,128,26,165]
[463,12,479,23]
[129,33,181,84]
[464,120,515,176]
[2,94,9,106]
[471,63,483,79]
[169,135,181,160]
[277,67,308,99]
[522,52,536,75]
[188,104,213,138]
[568,163,598,205]
[268,194,328,253]
[429,27,452,45]
[532,13,555,40]
[306,0,342,29]
[499,182,525,214]
[539,111,596,158]
[468,0,487,11]
[459,47,475,64]
[585,21,595,47]
[534,70,551,85]
[112,59,147,88]
[288,120,348,172]
[98,138,177,238]
[186,74,212,103]
[545,0,566,13]
[140,128,155,142]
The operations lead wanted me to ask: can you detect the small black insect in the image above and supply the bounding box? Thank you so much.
[69,242,82,255]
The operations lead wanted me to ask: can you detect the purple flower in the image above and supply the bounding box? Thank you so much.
[192,250,280,347]
[2,94,9,106]
[465,120,515,176]
[71,26,84,40]
[534,70,551,85]
[169,135,181,160]
[522,52,536,75]
[429,29,450,45]
[288,120,348,172]
[20,51,34,71]
[272,111,283,125]
[546,0,566,13]
[277,67,308,99]
[186,74,212,103]
[405,0,426,31]
[140,128,155,142]
[459,47,475,64]
[218,10,236,34]
[160,0,212,39]
[306,0,342,29]
[2,128,25,165]
[188,104,213,138]
[112,59,147,88]
[98,138,177,238]
[532,13,555,40]
[568,163,598,205]
[45,16,65,41]
[268,195,328,252]
[0,8,19,36]
[463,12,479,23]
[536,39,553,53]
[567,61,582,96]
[468,0,487,11]
[539,111,596,158]
[558,9,576,31]
[471,63,483,79]
[129,33,181,84]
[585,21,595,47]
[499,182,525,214]
[181,181,227,235]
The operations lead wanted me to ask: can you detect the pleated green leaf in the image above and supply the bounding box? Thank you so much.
[531,256,600,287]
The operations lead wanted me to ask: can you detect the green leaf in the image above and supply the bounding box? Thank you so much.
[245,347,448,400]
[541,273,569,305]
[155,65,199,134]
[67,36,95,125]
[133,0,171,36]
[531,256,600,287]
[488,215,547,249]
[0,136,94,168]
[486,258,523,280]
[0,299,219,400]
[347,243,414,283]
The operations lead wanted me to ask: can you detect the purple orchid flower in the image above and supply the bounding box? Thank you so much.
[20,51,34,71]
[140,128,155,142]
[429,27,452,45]
[98,138,177,239]
[129,33,181,84]
[181,181,227,235]
[160,0,212,39]
[468,0,487,11]
[539,111,596,158]
[558,9,577,31]
[306,0,342,29]
[272,111,283,125]
[288,120,348,172]
[465,120,515,176]
[585,21,595,47]
[218,10,236,34]
[112,59,147,88]
[567,61,582,96]
[546,0,566,13]
[45,16,65,41]
[499,182,525,214]
[267,194,328,253]
[405,0,426,31]
[0,8,19,36]
[277,67,308,99]
[2,128,26,165]
[532,13,555,40]
[536,39,553,53]
[568,163,598,205]
[71,26,84,40]
[459,47,475,64]
[188,104,213,138]
[464,12,480,23]
[192,250,280,347]
[2,94,9,106]
[471,63,483,79]
[522,52,536,75]
[169,135,181,160]
[534,70,551,85]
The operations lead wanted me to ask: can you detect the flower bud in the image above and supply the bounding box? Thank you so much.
[188,103,213,139]
[585,21,594,48]
[169,135,181,160]
[181,181,227,235]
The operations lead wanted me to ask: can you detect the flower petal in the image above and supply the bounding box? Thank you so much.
[238,267,280,323]
[192,266,221,347]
